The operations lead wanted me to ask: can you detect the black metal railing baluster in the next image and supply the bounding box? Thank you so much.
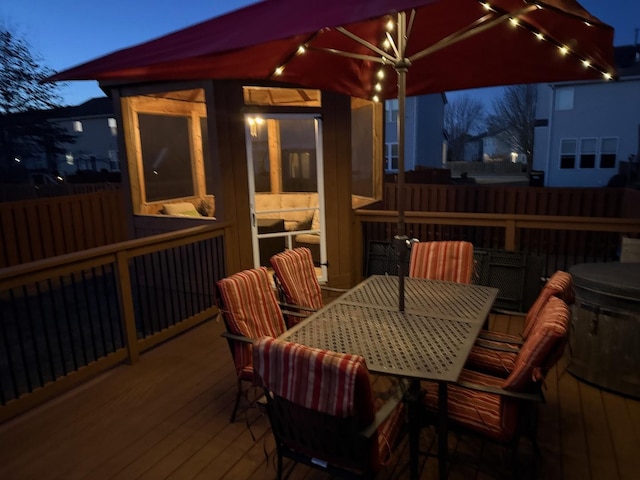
[35,281,56,382]
[0,296,19,403]
[10,289,33,394]
[68,272,89,366]
[47,277,68,376]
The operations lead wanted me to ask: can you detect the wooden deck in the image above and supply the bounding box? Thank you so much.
[1,313,639,480]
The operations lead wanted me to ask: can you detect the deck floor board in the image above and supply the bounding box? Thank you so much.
[1,314,638,479]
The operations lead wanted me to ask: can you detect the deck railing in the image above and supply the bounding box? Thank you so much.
[354,210,640,280]
[0,223,230,423]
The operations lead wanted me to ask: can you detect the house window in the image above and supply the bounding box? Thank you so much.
[65,152,74,165]
[560,139,576,169]
[386,99,398,123]
[108,118,117,136]
[600,137,618,169]
[579,138,597,169]
[73,121,83,133]
[108,150,119,170]
[554,87,574,111]
[386,143,399,171]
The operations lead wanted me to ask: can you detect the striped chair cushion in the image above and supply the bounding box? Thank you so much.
[502,296,570,391]
[423,369,519,442]
[217,268,287,375]
[409,241,474,284]
[270,247,323,315]
[465,344,518,377]
[253,336,375,421]
[522,270,574,338]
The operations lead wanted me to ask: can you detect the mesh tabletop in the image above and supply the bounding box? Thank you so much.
[284,303,477,380]
[282,276,499,381]
[339,275,498,322]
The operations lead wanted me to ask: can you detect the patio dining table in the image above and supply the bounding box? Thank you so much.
[280,274,498,480]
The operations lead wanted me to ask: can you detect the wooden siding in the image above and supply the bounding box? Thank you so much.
[0,315,638,479]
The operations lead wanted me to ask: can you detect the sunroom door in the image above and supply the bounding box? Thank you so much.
[245,114,327,281]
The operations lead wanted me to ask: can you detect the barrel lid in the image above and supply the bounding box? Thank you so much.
[569,262,640,299]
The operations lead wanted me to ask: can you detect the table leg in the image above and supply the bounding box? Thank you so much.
[438,382,448,480]
[408,379,421,479]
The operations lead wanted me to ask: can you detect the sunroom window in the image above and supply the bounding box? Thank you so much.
[121,88,215,218]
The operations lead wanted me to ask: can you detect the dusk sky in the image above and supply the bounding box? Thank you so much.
[2,0,639,108]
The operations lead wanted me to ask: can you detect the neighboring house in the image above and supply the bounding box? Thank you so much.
[47,97,119,176]
[384,93,446,172]
[463,129,525,163]
[12,97,119,176]
[533,44,640,187]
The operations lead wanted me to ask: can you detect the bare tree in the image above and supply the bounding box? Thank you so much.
[0,24,72,174]
[487,84,537,170]
[444,95,485,162]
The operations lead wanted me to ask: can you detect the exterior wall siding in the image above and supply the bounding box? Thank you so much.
[534,77,640,187]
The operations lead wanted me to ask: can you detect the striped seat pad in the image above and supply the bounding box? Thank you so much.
[465,343,518,378]
[217,268,287,374]
[409,241,474,284]
[253,336,375,420]
[502,296,570,391]
[271,247,323,311]
[423,369,518,443]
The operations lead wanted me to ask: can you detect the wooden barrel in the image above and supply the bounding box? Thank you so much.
[568,262,640,398]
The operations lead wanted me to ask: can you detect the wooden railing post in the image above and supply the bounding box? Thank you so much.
[115,251,140,364]
[504,219,516,251]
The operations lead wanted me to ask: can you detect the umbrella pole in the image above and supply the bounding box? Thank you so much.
[394,13,409,312]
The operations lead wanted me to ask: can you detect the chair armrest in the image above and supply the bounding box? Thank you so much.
[477,331,524,345]
[473,339,521,353]
[221,331,255,344]
[455,380,543,403]
[360,391,404,439]
[321,286,349,294]
[278,301,317,313]
[490,308,527,317]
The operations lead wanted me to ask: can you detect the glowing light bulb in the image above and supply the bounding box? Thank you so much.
[559,46,568,56]
[481,2,491,11]
[509,18,518,27]
[377,69,385,79]
[386,19,394,31]
[375,83,382,92]
[297,45,306,55]
[535,32,544,41]
[274,66,284,76]
[603,72,612,80]
[372,95,380,102]
[383,39,391,50]
[582,59,591,68]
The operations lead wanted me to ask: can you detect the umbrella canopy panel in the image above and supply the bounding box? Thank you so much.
[49,0,616,101]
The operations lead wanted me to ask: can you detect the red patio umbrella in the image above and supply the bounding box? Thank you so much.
[50,0,616,310]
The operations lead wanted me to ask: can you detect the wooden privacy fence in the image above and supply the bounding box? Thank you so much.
[0,189,127,268]
[383,183,639,218]
[0,182,121,202]
[0,223,230,423]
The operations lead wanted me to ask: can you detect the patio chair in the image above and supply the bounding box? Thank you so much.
[253,336,406,479]
[466,270,574,377]
[270,247,346,327]
[215,267,288,422]
[408,241,474,284]
[421,296,570,474]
